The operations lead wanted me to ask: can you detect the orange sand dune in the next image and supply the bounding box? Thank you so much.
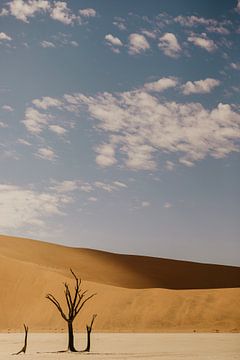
[0,234,239,332]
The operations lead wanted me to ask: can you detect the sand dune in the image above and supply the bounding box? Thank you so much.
[0,234,239,332]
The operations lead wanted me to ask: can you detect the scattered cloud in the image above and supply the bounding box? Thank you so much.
[23,107,51,134]
[0,32,12,41]
[7,0,50,23]
[49,124,67,135]
[165,161,175,171]
[17,138,31,146]
[95,143,117,167]
[181,78,220,95]
[79,8,96,18]
[164,202,173,209]
[63,87,240,169]
[141,201,150,208]
[2,105,14,112]
[32,96,62,110]
[231,62,240,70]
[36,147,56,161]
[113,17,127,31]
[128,33,150,55]
[236,0,240,13]
[88,196,97,202]
[40,40,55,48]
[50,1,75,25]
[105,34,123,47]
[188,34,217,52]
[144,77,178,92]
[174,15,230,34]
[158,32,181,58]
[0,184,68,230]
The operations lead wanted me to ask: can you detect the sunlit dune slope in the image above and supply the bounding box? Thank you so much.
[0,235,239,289]
[0,234,239,332]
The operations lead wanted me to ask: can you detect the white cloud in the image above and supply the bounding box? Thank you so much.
[0,121,8,128]
[141,201,150,208]
[158,33,181,58]
[51,180,78,193]
[40,40,55,48]
[79,8,96,17]
[49,124,66,135]
[88,196,97,202]
[64,88,240,170]
[32,96,62,110]
[23,107,51,134]
[188,35,217,52]
[50,1,75,24]
[36,147,56,161]
[181,78,220,95]
[174,15,230,34]
[128,33,150,55]
[7,0,50,22]
[165,161,175,171]
[236,0,240,13]
[0,8,9,16]
[113,181,127,188]
[113,17,126,31]
[2,105,14,111]
[144,77,178,92]
[0,32,12,41]
[231,62,240,70]
[105,34,123,47]
[95,143,117,167]
[164,202,173,209]
[17,138,31,146]
[0,184,67,230]
[141,30,156,39]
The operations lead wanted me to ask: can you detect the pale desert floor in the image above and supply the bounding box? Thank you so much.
[0,333,239,360]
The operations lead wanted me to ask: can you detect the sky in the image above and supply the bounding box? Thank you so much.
[0,0,240,266]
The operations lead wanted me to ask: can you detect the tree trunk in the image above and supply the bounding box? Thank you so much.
[68,321,77,352]
[85,329,91,352]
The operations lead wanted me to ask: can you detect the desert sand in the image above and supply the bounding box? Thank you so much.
[0,234,240,332]
[0,333,240,359]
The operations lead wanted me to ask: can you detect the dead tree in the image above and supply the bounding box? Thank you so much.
[13,324,28,355]
[46,269,96,352]
[83,314,97,352]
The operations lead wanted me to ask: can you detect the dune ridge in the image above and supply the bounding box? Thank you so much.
[0,234,239,332]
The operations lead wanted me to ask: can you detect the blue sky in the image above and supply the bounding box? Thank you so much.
[0,0,240,265]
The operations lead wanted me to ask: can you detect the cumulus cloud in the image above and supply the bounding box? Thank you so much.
[2,105,14,111]
[49,124,66,135]
[0,184,67,230]
[36,147,56,161]
[128,33,150,55]
[32,96,62,110]
[7,0,50,22]
[40,40,55,48]
[95,143,117,167]
[144,77,178,92]
[23,107,51,134]
[181,78,220,95]
[174,15,230,34]
[63,87,240,169]
[231,62,240,70]
[79,8,96,17]
[2,1,96,25]
[105,34,123,47]
[188,34,217,52]
[0,32,12,41]
[164,202,173,208]
[50,1,75,24]
[141,201,150,208]
[158,33,181,58]
[236,0,240,13]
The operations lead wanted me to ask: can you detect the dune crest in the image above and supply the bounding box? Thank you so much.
[0,234,239,332]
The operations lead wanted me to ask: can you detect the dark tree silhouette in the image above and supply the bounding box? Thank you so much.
[13,324,28,355]
[83,314,97,352]
[46,269,96,352]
